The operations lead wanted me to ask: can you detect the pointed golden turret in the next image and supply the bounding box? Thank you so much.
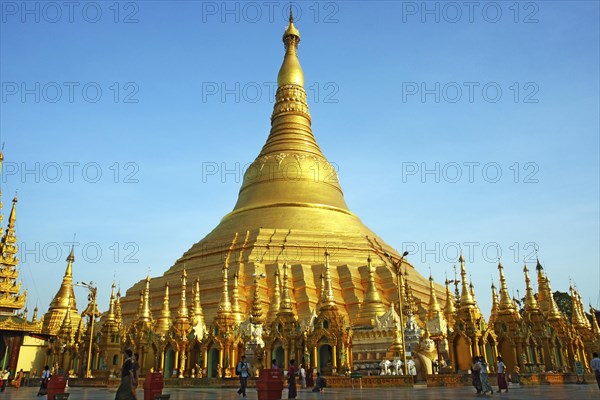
[135,290,144,319]
[277,8,303,87]
[217,262,232,315]
[42,247,80,335]
[105,283,116,324]
[497,262,517,314]
[250,274,265,325]
[590,305,600,335]
[355,256,386,326]
[279,263,294,314]
[191,277,205,329]
[177,268,189,319]
[458,255,475,308]
[570,286,588,329]
[32,306,38,323]
[427,274,442,320]
[0,196,19,266]
[489,283,499,325]
[444,279,456,328]
[155,281,171,335]
[266,268,281,323]
[231,272,244,325]
[576,290,590,328]
[536,260,562,321]
[523,265,539,312]
[138,276,153,323]
[115,290,123,327]
[59,296,73,340]
[319,251,336,310]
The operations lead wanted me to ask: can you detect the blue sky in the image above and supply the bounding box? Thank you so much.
[0,1,598,317]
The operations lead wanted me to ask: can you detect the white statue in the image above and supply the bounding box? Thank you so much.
[391,359,403,375]
[407,359,417,376]
[379,359,391,375]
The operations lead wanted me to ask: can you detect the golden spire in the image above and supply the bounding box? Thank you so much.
[140,275,153,322]
[0,196,18,254]
[497,262,516,313]
[458,254,475,307]
[114,289,123,327]
[59,295,72,337]
[489,283,499,325]
[427,274,442,320]
[218,235,237,315]
[136,290,144,320]
[277,6,303,88]
[319,251,336,310]
[231,272,244,325]
[250,274,264,325]
[355,255,385,326]
[191,277,205,328]
[177,267,189,319]
[577,290,590,328]
[523,264,539,312]
[45,246,79,331]
[266,268,281,323]
[570,286,587,328]
[279,263,294,313]
[590,305,600,335]
[105,282,116,323]
[537,260,562,321]
[444,278,456,328]
[32,306,38,322]
[155,281,171,335]
[218,261,232,314]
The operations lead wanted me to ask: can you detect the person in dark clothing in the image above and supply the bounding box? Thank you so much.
[287,359,297,399]
[471,356,482,395]
[115,349,137,400]
[312,372,327,392]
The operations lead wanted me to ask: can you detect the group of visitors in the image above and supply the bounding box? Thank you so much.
[471,356,509,395]
[0,369,24,391]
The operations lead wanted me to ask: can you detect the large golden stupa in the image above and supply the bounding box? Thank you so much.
[120,15,442,325]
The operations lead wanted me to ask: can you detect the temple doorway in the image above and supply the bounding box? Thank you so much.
[208,348,220,377]
[318,344,332,375]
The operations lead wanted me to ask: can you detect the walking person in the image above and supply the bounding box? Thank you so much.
[591,352,600,389]
[37,366,50,397]
[287,359,297,399]
[11,369,23,389]
[312,372,327,392]
[236,355,251,398]
[299,364,307,389]
[471,356,482,395]
[115,349,137,400]
[497,356,508,393]
[480,358,494,395]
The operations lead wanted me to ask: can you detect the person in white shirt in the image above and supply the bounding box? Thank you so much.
[497,356,508,393]
[590,352,600,389]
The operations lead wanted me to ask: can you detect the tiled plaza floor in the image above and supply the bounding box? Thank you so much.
[0,384,599,400]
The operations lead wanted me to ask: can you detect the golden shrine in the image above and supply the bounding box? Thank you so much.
[5,13,599,384]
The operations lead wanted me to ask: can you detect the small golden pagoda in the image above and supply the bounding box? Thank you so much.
[41,248,81,335]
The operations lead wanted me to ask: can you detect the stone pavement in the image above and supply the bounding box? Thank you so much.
[0,384,598,399]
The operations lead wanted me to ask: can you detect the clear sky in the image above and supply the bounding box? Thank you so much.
[1,1,598,317]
